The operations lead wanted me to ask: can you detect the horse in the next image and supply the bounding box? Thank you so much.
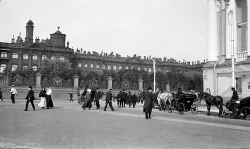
[157,93,173,111]
[199,91,223,116]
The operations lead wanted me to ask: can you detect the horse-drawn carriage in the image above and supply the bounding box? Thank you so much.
[222,96,250,120]
[168,93,198,115]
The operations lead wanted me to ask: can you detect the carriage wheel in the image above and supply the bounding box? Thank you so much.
[239,107,250,120]
[178,103,185,115]
[191,104,198,115]
[222,109,232,119]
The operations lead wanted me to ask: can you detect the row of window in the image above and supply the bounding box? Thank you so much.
[0,64,38,73]
[0,52,65,61]
[77,63,156,72]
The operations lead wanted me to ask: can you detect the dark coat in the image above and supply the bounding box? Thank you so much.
[39,90,47,97]
[117,92,121,100]
[143,91,154,113]
[232,90,239,100]
[95,91,102,100]
[175,90,183,99]
[105,91,112,101]
[127,94,132,102]
[26,90,35,100]
[121,92,126,100]
[82,93,91,108]
[132,94,137,103]
[0,90,2,99]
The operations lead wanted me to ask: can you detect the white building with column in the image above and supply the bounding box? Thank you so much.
[203,0,250,100]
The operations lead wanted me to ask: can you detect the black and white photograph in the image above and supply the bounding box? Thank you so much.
[0,0,250,148]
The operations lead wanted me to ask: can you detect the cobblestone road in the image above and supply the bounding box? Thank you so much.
[0,100,250,149]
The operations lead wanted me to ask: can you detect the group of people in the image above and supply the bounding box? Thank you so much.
[24,86,54,111]
[116,90,138,108]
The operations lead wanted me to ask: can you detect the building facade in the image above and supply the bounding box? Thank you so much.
[204,0,250,99]
[0,20,203,77]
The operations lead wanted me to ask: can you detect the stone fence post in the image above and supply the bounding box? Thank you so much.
[166,82,170,92]
[36,73,42,88]
[73,75,79,88]
[107,76,113,89]
[138,78,143,91]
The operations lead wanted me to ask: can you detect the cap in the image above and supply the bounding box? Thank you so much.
[147,87,152,90]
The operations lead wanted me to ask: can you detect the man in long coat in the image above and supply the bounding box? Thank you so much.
[94,87,102,109]
[104,89,114,111]
[143,87,154,119]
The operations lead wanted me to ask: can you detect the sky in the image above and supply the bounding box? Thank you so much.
[0,0,208,62]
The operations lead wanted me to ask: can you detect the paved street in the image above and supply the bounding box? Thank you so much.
[1,99,250,149]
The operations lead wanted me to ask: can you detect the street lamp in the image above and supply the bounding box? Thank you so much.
[228,9,235,88]
[152,57,156,93]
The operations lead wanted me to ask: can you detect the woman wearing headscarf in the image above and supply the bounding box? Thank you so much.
[46,87,54,109]
[38,87,47,108]
[82,89,92,110]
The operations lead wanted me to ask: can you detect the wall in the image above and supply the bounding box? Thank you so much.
[203,69,215,94]
[217,77,231,102]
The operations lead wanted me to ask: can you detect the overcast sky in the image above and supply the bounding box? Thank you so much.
[0,0,207,62]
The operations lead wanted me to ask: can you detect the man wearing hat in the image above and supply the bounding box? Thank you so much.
[143,87,154,119]
[120,90,126,108]
[226,87,239,109]
[94,87,102,109]
[104,89,114,111]
[24,86,35,111]
[10,85,17,103]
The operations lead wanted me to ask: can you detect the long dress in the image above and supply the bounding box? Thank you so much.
[46,88,54,108]
[38,90,47,108]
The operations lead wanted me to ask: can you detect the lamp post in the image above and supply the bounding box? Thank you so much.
[228,9,235,88]
[152,57,156,93]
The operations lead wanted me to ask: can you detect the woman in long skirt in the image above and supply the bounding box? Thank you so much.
[38,87,47,108]
[46,87,54,109]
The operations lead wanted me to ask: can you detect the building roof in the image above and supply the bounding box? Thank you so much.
[26,20,34,26]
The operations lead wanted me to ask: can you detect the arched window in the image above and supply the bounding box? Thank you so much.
[59,56,64,60]
[90,64,93,68]
[0,64,6,73]
[51,56,56,60]
[23,54,28,59]
[138,67,141,70]
[33,54,37,60]
[119,66,122,69]
[113,65,116,70]
[126,66,129,69]
[12,65,17,71]
[32,66,37,71]
[23,66,28,69]
[78,63,81,67]
[108,65,111,69]
[102,65,105,69]
[96,65,100,68]
[85,64,88,67]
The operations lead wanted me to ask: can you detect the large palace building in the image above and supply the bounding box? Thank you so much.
[204,0,250,99]
[0,20,203,76]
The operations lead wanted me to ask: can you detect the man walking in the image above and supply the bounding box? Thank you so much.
[94,87,102,109]
[120,90,126,108]
[104,89,114,111]
[143,87,154,119]
[24,86,35,111]
[117,91,122,108]
[132,92,137,108]
[10,85,17,103]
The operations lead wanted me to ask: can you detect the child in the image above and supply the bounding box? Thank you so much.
[69,92,73,102]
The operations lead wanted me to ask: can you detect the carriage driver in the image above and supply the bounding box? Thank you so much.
[226,87,239,109]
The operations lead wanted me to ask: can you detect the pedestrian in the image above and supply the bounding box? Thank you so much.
[120,90,126,108]
[0,88,3,101]
[77,87,81,104]
[24,86,35,111]
[38,87,47,108]
[143,87,154,119]
[69,92,73,102]
[104,89,114,111]
[117,91,122,108]
[94,87,102,109]
[82,89,92,110]
[132,92,137,108]
[10,85,17,103]
[127,91,132,108]
[46,87,54,109]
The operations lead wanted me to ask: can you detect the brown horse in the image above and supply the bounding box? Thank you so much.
[199,92,223,116]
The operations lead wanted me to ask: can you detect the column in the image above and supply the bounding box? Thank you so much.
[248,0,250,58]
[73,75,79,88]
[38,52,42,67]
[36,73,41,88]
[166,82,170,92]
[138,78,143,91]
[107,76,113,89]
[29,51,32,68]
[207,0,218,62]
